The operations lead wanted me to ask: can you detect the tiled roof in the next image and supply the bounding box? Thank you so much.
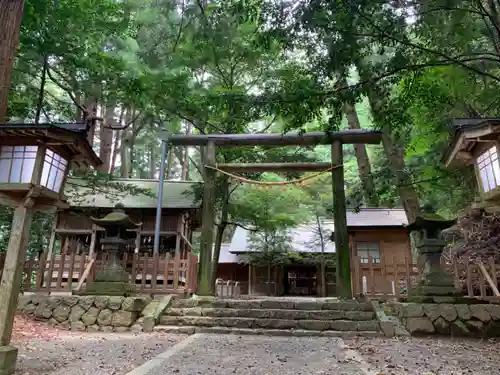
[65,178,201,209]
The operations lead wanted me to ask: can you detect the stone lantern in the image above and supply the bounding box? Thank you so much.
[84,203,141,296]
[407,212,459,297]
[0,123,101,375]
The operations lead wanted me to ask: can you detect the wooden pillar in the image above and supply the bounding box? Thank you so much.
[46,217,58,258]
[197,140,216,295]
[88,224,97,258]
[248,264,252,296]
[175,216,182,256]
[0,203,35,346]
[331,140,352,298]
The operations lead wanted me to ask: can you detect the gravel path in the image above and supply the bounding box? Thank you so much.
[14,332,187,375]
[144,334,367,375]
[345,336,500,375]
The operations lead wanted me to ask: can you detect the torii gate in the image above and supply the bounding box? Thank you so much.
[153,130,383,297]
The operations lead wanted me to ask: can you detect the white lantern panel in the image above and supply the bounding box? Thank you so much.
[0,145,39,184]
[41,149,68,193]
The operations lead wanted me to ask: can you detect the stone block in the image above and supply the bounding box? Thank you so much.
[255,319,297,329]
[23,303,36,315]
[70,305,87,322]
[337,301,359,311]
[46,297,62,309]
[309,310,344,320]
[455,305,472,320]
[356,321,380,332]
[214,317,254,328]
[433,317,450,334]
[143,316,155,332]
[294,302,322,311]
[87,325,100,332]
[344,311,374,321]
[81,307,100,326]
[97,309,113,326]
[439,304,457,322]
[131,324,143,333]
[484,304,500,320]
[94,296,110,310]
[101,326,114,332]
[422,304,441,321]
[122,297,148,312]
[297,320,330,331]
[379,321,395,337]
[34,302,52,319]
[465,320,484,334]
[330,320,358,331]
[70,321,86,331]
[115,327,129,333]
[450,320,470,336]
[321,301,342,310]
[112,311,138,327]
[52,304,71,323]
[401,303,424,318]
[405,317,435,334]
[78,296,95,311]
[59,321,71,330]
[61,296,80,307]
[108,296,125,310]
[470,305,491,322]
[0,346,18,375]
[17,295,31,311]
[141,301,160,317]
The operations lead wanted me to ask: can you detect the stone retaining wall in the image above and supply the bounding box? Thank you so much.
[18,295,152,332]
[393,301,500,336]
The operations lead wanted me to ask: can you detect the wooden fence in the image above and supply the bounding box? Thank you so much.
[352,255,500,300]
[0,252,197,295]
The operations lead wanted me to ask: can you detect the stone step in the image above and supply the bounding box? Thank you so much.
[171,298,373,311]
[159,315,380,332]
[154,325,383,338]
[165,307,375,321]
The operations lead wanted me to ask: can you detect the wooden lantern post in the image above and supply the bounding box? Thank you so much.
[0,123,100,375]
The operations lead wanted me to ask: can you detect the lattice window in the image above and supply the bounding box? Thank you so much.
[477,146,500,193]
[41,149,68,193]
[356,242,381,264]
[0,146,38,184]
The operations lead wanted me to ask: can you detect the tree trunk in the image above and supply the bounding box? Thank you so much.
[149,147,156,179]
[340,79,378,207]
[83,94,97,146]
[209,176,229,294]
[110,129,121,174]
[34,56,48,124]
[99,105,114,173]
[0,0,25,123]
[181,123,191,179]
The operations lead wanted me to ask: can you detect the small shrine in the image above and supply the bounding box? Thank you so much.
[84,203,141,296]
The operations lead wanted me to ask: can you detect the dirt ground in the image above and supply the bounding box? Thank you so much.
[344,336,500,375]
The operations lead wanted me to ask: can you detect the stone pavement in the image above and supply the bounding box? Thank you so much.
[126,333,374,375]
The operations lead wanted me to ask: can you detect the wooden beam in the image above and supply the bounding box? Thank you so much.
[331,140,352,298]
[198,140,217,295]
[215,162,335,173]
[75,258,95,292]
[165,130,382,147]
[478,261,500,296]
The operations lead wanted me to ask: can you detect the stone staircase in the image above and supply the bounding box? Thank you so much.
[155,297,381,337]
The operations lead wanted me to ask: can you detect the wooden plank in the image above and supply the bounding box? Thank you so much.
[45,252,56,290]
[479,265,486,297]
[55,253,66,291]
[166,130,383,147]
[163,253,170,290]
[467,262,474,297]
[151,253,159,291]
[131,254,138,287]
[368,256,375,295]
[393,256,400,298]
[173,251,181,290]
[88,225,97,258]
[405,257,412,296]
[35,252,47,291]
[66,252,76,292]
[478,261,500,296]
[24,256,34,292]
[75,258,95,292]
[215,162,335,173]
[141,253,148,291]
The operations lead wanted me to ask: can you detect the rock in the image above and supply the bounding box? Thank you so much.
[62,296,80,307]
[470,305,491,322]
[48,318,59,326]
[58,320,71,330]
[344,311,375,321]
[78,296,95,311]
[87,324,100,332]
[455,305,472,320]
[131,324,143,333]
[422,304,441,321]
[330,320,358,331]
[108,296,125,310]
[30,295,46,305]
[94,296,110,310]
[433,296,458,304]
[112,310,138,327]
[34,302,52,319]
[337,301,359,311]
[484,304,500,320]
[122,297,148,312]
[450,320,470,336]
[70,305,87,322]
[143,316,155,332]
[97,309,113,326]
[141,301,160,317]
[70,321,86,331]
[309,310,344,320]
[52,304,71,323]
[183,307,203,316]
[401,303,424,318]
[114,326,129,333]
[433,317,450,334]
[294,301,323,310]
[101,326,114,332]
[17,295,31,311]
[81,307,100,326]
[439,304,457,322]
[23,303,37,315]
[405,317,435,334]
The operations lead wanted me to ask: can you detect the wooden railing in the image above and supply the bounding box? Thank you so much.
[8,252,198,295]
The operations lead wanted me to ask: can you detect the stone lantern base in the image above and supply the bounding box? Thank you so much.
[83,267,136,297]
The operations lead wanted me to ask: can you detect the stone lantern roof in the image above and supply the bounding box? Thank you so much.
[90,203,142,230]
